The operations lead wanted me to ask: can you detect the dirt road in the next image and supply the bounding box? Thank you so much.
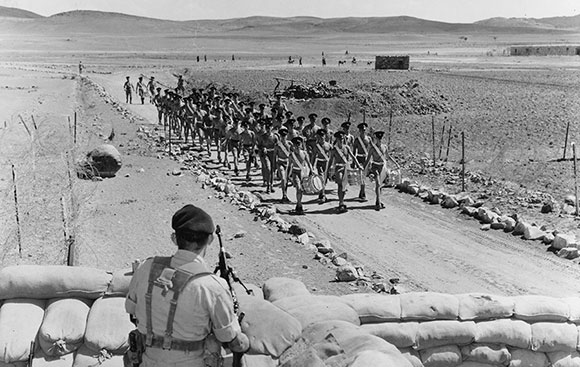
[90,69,580,297]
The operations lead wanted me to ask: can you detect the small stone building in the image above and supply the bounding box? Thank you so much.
[375,56,410,70]
[510,45,580,56]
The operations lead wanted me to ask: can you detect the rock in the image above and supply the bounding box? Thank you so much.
[557,247,579,260]
[513,221,531,236]
[171,169,182,176]
[197,173,209,182]
[477,207,498,224]
[289,224,307,236]
[564,195,576,205]
[317,246,333,255]
[541,202,554,213]
[461,206,478,217]
[418,191,429,200]
[490,222,506,230]
[332,257,348,266]
[441,196,459,209]
[407,184,420,195]
[234,230,247,238]
[552,233,577,250]
[297,233,310,245]
[543,233,555,245]
[523,226,546,240]
[480,224,491,231]
[428,190,442,204]
[502,217,517,232]
[124,173,130,178]
[336,264,358,282]
[224,184,236,195]
[458,196,475,206]
[561,204,576,215]
[137,168,145,173]
[79,144,122,178]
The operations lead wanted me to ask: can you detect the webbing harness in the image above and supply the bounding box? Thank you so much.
[144,256,211,350]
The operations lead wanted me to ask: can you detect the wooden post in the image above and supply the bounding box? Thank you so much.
[563,120,571,160]
[462,132,466,192]
[438,120,446,159]
[18,115,31,137]
[11,164,22,256]
[30,115,37,130]
[431,114,436,166]
[445,123,453,161]
[574,143,579,216]
[387,108,393,150]
[168,116,172,154]
[74,111,77,144]
[60,196,68,261]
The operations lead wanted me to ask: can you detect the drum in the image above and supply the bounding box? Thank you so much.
[302,174,324,195]
[346,169,362,186]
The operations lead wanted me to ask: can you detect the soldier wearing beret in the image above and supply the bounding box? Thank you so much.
[123,76,134,104]
[353,122,371,202]
[125,205,250,367]
[288,136,313,215]
[363,131,399,211]
[327,130,362,213]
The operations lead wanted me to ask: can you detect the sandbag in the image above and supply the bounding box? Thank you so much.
[277,338,326,367]
[341,293,401,323]
[31,350,74,367]
[273,295,348,311]
[530,322,578,352]
[475,319,532,349]
[361,322,419,348]
[262,277,310,302]
[350,350,413,367]
[84,297,133,354]
[273,295,359,328]
[238,294,301,357]
[508,348,549,367]
[105,269,132,296]
[0,298,46,363]
[460,343,511,366]
[328,327,401,357]
[38,298,91,356]
[72,345,124,367]
[420,345,462,367]
[240,354,277,367]
[301,320,360,345]
[84,144,122,178]
[416,320,476,350]
[0,363,26,367]
[513,295,570,322]
[562,297,580,323]
[457,363,499,367]
[400,292,459,321]
[547,351,580,367]
[457,293,514,321]
[398,348,423,367]
[0,266,112,300]
[233,282,264,300]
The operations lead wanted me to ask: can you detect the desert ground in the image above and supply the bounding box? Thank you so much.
[1,12,580,298]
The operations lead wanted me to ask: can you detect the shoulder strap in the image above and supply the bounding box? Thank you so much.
[145,256,172,346]
[316,143,329,161]
[277,140,289,157]
[162,262,211,349]
[335,146,348,163]
[356,136,368,156]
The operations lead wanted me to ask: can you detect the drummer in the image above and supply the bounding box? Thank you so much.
[327,130,361,213]
[274,126,292,203]
[364,130,399,211]
[311,129,332,204]
[288,136,313,215]
[353,122,371,202]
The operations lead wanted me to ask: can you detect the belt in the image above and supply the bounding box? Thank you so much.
[145,334,204,352]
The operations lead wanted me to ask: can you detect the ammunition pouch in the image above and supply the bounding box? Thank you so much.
[127,329,145,367]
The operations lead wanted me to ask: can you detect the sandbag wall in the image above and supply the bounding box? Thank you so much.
[0,266,133,367]
[261,277,580,367]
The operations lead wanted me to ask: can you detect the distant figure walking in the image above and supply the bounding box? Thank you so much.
[299,56,302,66]
[136,76,146,104]
[123,76,133,104]
[232,54,235,61]
[147,76,156,103]
[196,55,200,62]
[176,75,185,95]
[204,55,207,62]
[322,56,326,66]
[78,61,83,75]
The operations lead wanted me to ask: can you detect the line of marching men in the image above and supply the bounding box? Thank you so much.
[145,81,399,214]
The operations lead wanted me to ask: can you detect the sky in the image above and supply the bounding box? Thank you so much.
[0,0,578,23]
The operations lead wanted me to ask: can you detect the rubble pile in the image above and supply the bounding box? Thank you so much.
[279,81,350,100]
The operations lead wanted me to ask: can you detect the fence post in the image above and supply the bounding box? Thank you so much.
[431,114,436,166]
[11,164,22,256]
[462,132,466,192]
[574,143,578,216]
[563,120,571,160]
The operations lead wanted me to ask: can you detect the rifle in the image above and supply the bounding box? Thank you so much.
[214,225,253,367]
[27,341,34,367]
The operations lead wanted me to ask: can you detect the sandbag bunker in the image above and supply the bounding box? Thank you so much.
[1,267,580,367]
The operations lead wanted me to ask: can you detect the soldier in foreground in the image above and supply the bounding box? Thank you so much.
[364,131,399,211]
[125,205,250,367]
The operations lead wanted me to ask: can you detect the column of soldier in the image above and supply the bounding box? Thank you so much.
[144,76,398,215]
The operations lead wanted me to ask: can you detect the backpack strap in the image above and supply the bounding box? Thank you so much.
[145,256,172,346]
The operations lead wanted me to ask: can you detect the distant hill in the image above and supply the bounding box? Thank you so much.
[0,5,43,18]
[476,14,580,30]
[0,7,579,36]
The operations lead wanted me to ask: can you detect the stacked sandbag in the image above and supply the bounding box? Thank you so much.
[263,277,310,302]
[0,299,46,363]
[72,345,123,367]
[237,293,302,357]
[104,269,132,296]
[31,349,74,367]
[38,298,92,356]
[83,297,134,355]
[0,266,112,300]
[273,295,360,329]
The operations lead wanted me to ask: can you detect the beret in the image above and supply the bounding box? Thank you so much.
[259,103,266,108]
[297,116,306,121]
[321,117,331,124]
[284,118,295,125]
[341,121,351,128]
[357,122,368,129]
[291,136,304,144]
[278,127,289,134]
[316,129,327,136]
[374,131,385,139]
[334,131,345,138]
[308,113,318,119]
[172,205,215,235]
[285,111,293,116]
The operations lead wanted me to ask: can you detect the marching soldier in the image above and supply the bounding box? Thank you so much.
[311,129,331,204]
[288,136,313,215]
[124,76,134,104]
[256,120,278,193]
[240,122,257,181]
[321,117,333,144]
[274,127,292,203]
[327,131,362,213]
[147,77,156,103]
[125,205,250,367]
[136,76,147,105]
[364,131,398,211]
[353,122,371,202]
[302,113,320,154]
